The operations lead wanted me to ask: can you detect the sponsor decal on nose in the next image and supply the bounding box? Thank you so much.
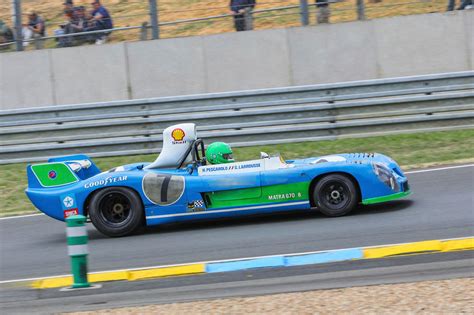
[48,170,57,179]
[63,196,74,208]
[64,208,79,218]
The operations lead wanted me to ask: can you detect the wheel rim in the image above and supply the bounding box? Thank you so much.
[98,192,132,227]
[320,180,351,210]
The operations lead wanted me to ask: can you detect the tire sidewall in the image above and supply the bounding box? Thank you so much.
[313,174,358,217]
[89,187,144,237]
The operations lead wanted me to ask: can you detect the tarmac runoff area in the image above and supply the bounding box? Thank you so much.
[67,278,474,314]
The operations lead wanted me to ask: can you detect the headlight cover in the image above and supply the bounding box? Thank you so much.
[372,162,399,191]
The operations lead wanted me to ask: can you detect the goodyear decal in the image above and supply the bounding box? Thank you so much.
[31,163,79,187]
[84,175,128,189]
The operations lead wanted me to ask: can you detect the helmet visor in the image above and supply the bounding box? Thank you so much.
[222,153,233,161]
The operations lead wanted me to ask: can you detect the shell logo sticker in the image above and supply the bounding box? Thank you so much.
[171,128,185,141]
[171,128,186,144]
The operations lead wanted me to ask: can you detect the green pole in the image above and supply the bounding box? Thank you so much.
[66,215,90,289]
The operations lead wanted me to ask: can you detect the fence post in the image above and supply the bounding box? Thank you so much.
[12,0,23,52]
[66,215,90,289]
[356,0,366,21]
[148,0,160,39]
[140,22,149,40]
[33,36,43,50]
[299,0,309,26]
[243,9,254,31]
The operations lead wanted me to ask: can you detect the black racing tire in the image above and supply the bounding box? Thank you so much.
[89,187,144,237]
[313,174,358,217]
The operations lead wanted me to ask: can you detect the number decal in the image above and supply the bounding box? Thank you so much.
[160,175,171,203]
[143,173,185,206]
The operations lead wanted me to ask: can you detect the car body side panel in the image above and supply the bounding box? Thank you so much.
[144,167,313,225]
[144,200,311,226]
[205,181,310,208]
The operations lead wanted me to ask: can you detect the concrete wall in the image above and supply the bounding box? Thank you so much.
[1,10,472,110]
[51,43,130,104]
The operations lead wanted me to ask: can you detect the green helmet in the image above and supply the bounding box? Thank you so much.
[206,142,234,164]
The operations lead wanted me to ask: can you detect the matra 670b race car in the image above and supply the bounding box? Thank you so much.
[26,123,411,237]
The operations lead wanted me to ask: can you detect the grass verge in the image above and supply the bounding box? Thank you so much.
[1,129,473,217]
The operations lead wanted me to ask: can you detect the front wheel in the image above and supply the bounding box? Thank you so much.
[89,187,144,237]
[312,174,358,217]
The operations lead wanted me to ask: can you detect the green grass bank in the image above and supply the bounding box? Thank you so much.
[1,129,473,217]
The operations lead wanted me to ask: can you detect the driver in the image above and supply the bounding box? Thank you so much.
[205,142,235,164]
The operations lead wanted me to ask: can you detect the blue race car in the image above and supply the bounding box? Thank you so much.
[26,123,411,237]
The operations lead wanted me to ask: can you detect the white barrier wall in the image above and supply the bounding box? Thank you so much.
[0,10,472,110]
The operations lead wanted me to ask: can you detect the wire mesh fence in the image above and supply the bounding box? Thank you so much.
[0,0,456,52]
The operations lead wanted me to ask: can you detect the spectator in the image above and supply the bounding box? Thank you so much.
[0,20,14,49]
[22,12,46,47]
[89,0,113,44]
[229,0,256,32]
[316,0,330,24]
[458,0,473,9]
[63,0,74,11]
[56,8,76,47]
[70,6,89,34]
[57,6,92,47]
[0,20,14,42]
[447,0,473,10]
[55,9,71,47]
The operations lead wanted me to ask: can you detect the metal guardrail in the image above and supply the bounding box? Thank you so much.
[1,71,473,164]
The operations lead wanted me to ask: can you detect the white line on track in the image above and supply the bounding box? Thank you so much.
[405,164,474,174]
[1,164,472,222]
[0,213,43,221]
[1,235,472,285]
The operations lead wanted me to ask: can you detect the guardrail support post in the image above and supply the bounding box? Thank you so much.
[12,0,23,52]
[356,0,366,21]
[140,22,149,41]
[299,0,310,26]
[148,0,160,39]
[66,215,90,289]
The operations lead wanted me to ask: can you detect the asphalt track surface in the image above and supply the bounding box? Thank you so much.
[1,165,473,282]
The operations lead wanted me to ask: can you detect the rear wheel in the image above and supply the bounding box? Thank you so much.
[89,187,144,237]
[313,174,358,217]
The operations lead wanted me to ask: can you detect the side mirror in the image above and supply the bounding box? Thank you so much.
[260,152,269,159]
